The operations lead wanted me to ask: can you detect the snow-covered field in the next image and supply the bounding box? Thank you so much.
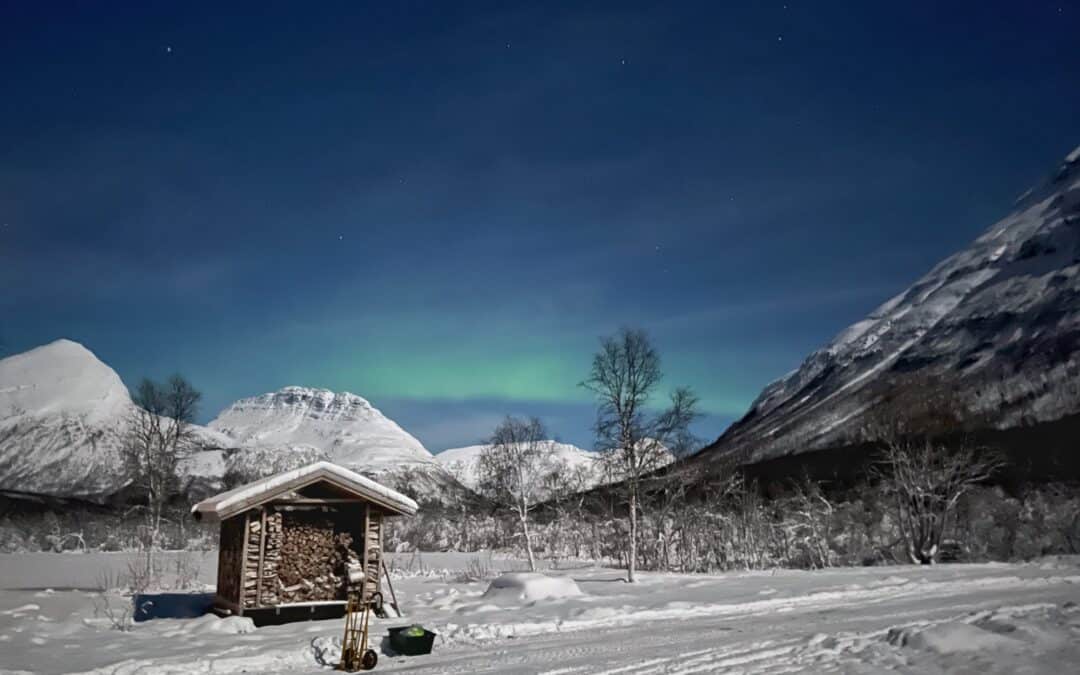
[1,552,1079,674]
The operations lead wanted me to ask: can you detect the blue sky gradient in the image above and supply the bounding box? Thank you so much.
[3,1,1078,450]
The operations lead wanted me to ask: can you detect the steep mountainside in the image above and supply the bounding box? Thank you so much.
[0,340,233,502]
[699,145,1080,466]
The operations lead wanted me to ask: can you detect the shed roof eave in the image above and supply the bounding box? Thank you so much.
[191,461,419,521]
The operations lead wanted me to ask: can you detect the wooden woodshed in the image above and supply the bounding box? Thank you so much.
[191,461,417,624]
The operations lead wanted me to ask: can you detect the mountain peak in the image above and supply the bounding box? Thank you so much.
[0,338,130,421]
[272,386,374,411]
[19,338,96,361]
[209,386,435,471]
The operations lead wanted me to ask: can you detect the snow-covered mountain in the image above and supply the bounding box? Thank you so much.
[207,387,461,500]
[0,342,459,504]
[0,339,233,502]
[699,145,1080,465]
[437,441,598,490]
[209,387,435,472]
[436,441,675,493]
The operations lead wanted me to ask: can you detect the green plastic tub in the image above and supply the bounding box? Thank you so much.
[388,625,437,656]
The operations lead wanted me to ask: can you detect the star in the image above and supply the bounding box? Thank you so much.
[165,46,173,53]
[777,35,783,42]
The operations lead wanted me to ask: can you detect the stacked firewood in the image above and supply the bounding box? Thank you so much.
[274,516,353,603]
[256,511,283,605]
[241,513,263,607]
[362,515,382,600]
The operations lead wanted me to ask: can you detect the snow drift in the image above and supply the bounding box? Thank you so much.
[482,573,583,603]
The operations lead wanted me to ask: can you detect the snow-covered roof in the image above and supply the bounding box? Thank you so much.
[191,460,418,521]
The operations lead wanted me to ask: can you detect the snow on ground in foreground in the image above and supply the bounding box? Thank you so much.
[1,553,1079,674]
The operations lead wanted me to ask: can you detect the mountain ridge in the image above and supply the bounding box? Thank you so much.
[0,341,457,503]
[699,144,1080,467]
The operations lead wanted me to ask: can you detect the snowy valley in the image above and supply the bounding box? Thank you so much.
[1,551,1078,674]
[3,144,1080,674]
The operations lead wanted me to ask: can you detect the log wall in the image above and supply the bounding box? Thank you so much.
[215,515,245,610]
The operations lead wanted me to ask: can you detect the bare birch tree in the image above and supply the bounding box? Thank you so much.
[540,461,595,561]
[863,378,1004,564]
[874,437,1002,564]
[581,328,698,582]
[790,474,835,569]
[124,375,200,581]
[476,416,551,571]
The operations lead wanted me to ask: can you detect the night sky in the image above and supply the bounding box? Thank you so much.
[2,2,1078,452]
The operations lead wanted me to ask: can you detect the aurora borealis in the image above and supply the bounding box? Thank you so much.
[3,2,1078,450]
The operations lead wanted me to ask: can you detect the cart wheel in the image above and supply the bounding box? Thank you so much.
[361,649,378,670]
[340,647,356,672]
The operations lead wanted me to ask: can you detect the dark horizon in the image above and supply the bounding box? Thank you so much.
[3,2,1078,451]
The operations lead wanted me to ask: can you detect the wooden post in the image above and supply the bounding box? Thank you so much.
[376,511,384,595]
[254,507,268,608]
[237,513,251,616]
[381,559,401,617]
[361,505,371,602]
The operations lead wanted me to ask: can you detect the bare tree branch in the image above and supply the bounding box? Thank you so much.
[476,416,552,572]
[581,328,699,582]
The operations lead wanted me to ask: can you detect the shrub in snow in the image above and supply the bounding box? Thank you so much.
[92,593,134,632]
[482,573,583,603]
[310,635,342,666]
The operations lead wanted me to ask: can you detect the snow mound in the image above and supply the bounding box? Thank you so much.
[889,621,1020,653]
[152,614,257,636]
[482,573,583,603]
